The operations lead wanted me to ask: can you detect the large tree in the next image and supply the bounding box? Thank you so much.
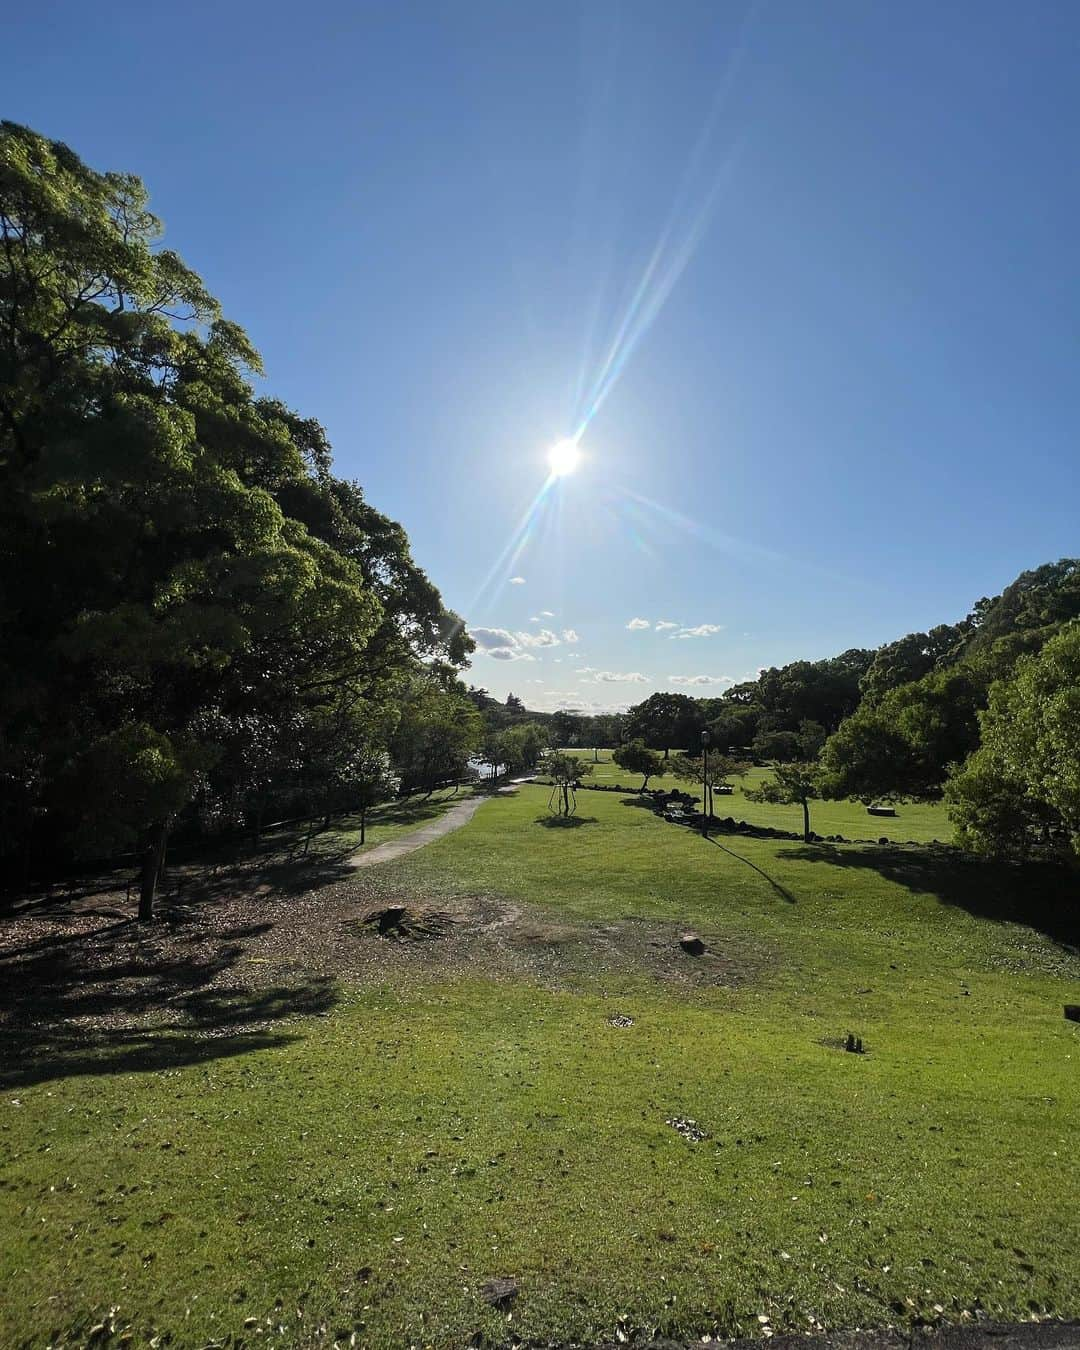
[820,667,982,803]
[0,124,469,913]
[624,693,702,757]
[945,625,1080,860]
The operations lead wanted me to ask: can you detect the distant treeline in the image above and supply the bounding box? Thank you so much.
[602,561,1080,862]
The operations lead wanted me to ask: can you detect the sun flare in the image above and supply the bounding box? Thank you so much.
[548,438,581,478]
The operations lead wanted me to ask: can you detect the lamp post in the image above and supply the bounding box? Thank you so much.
[700,728,711,837]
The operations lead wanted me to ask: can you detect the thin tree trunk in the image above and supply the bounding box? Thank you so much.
[802,800,810,843]
[139,823,167,922]
[359,806,366,846]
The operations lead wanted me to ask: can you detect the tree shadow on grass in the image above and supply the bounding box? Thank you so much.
[705,836,797,904]
[778,844,1079,949]
[0,909,339,1089]
[534,815,599,829]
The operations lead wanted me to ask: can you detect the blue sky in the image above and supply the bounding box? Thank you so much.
[7,1,1079,710]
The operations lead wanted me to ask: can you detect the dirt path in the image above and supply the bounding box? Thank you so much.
[347,780,529,869]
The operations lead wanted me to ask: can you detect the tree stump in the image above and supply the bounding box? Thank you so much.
[1066,1005,1080,1023]
[679,932,706,956]
[481,1276,518,1307]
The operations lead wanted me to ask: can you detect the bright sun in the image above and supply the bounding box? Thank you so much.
[548,438,581,477]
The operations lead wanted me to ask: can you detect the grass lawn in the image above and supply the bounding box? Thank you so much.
[1,785,1078,1348]
[578,750,952,843]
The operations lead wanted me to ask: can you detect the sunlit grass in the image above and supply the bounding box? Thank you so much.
[1,786,1077,1348]
[576,750,952,843]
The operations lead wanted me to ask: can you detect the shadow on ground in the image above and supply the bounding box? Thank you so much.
[706,836,797,904]
[779,844,1079,948]
[534,815,599,829]
[0,904,338,1089]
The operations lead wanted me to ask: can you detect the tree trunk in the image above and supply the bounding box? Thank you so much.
[139,822,168,922]
[359,806,366,846]
[802,800,810,843]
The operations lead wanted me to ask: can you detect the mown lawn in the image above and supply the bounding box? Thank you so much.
[1,786,1077,1349]
[577,750,952,843]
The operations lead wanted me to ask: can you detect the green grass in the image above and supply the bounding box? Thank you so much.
[2,786,1078,1348]
[577,749,952,843]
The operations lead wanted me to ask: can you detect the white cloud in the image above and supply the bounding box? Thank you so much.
[471,626,517,651]
[541,610,555,618]
[655,620,679,631]
[676,623,725,639]
[626,617,651,630]
[509,576,526,585]
[489,647,536,662]
[517,628,560,648]
[579,669,650,684]
[668,674,736,686]
[472,625,564,661]
[529,615,540,623]
[562,628,579,643]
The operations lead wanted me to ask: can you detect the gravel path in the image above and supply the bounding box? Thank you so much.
[347,780,530,869]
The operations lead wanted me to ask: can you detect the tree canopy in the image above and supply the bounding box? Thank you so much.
[0,123,473,912]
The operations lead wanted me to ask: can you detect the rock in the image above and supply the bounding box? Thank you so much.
[679,932,706,956]
[1066,1005,1080,1023]
[666,1114,709,1142]
[481,1276,518,1307]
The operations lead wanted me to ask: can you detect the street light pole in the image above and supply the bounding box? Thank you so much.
[700,728,711,838]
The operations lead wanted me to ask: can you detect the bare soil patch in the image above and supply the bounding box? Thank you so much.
[0,861,768,1087]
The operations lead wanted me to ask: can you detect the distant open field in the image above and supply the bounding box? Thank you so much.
[573,749,952,842]
[3,779,1077,1348]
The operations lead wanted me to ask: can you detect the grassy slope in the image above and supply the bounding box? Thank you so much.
[2,787,1078,1349]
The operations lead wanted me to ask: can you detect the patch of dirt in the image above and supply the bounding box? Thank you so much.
[0,859,771,1087]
